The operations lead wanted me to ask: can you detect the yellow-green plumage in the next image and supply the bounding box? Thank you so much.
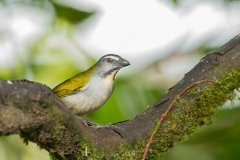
[53,66,94,98]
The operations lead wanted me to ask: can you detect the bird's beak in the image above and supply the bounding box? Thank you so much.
[117,58,130,67]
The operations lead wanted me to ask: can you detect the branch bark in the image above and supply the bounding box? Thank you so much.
[1,33,240,159]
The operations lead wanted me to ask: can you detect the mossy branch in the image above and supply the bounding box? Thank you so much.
[0,34,240,159]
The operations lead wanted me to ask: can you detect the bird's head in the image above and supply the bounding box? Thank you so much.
[94,54,130,78]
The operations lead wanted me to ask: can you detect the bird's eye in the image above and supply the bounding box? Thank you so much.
[106,58,113,63]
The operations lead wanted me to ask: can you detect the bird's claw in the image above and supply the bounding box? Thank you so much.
[77,116,103,128]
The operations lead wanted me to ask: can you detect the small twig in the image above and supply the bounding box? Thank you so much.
[142,79,214,160]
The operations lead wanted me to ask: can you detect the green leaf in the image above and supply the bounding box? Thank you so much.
[50,1,95,24]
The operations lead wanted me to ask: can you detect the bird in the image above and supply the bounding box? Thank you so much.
[52,54,130,117]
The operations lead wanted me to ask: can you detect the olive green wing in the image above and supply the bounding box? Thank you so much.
[53,80,84,98]
[52,69,92,98]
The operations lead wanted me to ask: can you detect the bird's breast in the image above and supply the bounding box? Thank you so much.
[61,77,114,115]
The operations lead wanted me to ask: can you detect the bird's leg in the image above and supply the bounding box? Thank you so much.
[87,121,103,128]
[77,116,88,125]
[77,116,103,128]
[77,116,124,131]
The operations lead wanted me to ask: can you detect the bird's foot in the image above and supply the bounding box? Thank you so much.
[86,121,103,128]
[77,116,103,128]
[77,116,123,132]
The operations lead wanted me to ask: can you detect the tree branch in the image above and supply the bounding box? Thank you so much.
[1,33,240,159]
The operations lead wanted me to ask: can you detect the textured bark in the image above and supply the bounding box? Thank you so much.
[1,33,240,159]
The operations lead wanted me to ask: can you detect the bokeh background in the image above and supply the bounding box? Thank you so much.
[1,0,240,160]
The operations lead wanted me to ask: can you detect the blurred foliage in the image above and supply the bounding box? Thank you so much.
[170,0,240,6]
[171,0,179,5]
[51,1,94,24]
[224,0,240,2]
[0,135,49,160]
[0,0,94,24]
[1,0,240,160]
